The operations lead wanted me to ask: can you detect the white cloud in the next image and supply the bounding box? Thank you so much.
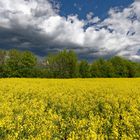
[86,12,100,24]
[0,0,140,61]
[0,0,58,28]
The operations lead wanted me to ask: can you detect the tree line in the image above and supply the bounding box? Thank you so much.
[0,49,140,78]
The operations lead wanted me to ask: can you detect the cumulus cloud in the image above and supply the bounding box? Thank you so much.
[0,0,140,61]
[86,12,100,24]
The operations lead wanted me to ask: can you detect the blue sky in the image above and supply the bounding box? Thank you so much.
[0,0,140,61]
[59,0,134,20]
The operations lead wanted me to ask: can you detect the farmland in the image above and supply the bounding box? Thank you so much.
[0,78,140,139]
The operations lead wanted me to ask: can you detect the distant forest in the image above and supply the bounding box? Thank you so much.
[0,49,140,78]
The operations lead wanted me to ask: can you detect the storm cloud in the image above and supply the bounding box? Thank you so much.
[0,0,140,61]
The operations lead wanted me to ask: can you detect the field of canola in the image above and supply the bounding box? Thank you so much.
[0,78,140,140]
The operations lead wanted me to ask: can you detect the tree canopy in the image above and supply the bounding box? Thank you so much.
[0,49,139,78]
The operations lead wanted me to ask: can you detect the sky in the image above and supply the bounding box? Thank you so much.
[0,0,140,61]
[60,0,133,19]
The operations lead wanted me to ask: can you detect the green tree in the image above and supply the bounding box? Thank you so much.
[126,61,137,77]
[90,58,115,78]
[103,60,115,77]
[0,49,6,77]
[90,60,101,77]
[90,58,107,77]
[135,63,140,77]
[5,49,22,77]
[5,49,37,77]
[79,60,91,78]
[109,56,136,77]
[46,50,78,78]
[20,51,37,77]
[0,48,138,78]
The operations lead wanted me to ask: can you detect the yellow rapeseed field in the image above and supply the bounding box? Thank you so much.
[0,78,140,140]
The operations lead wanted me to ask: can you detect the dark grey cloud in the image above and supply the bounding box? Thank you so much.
[0,0,140,61]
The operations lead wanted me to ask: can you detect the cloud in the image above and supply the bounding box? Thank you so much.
[0,0,140,61]
[86,12,100,24]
